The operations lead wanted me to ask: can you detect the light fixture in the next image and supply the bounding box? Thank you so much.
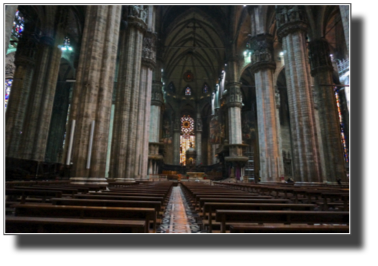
[279,52,284,56]
[161,69,164,72]
[225,63,227,66]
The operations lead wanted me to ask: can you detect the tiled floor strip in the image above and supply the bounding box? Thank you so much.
[158,186,201,233]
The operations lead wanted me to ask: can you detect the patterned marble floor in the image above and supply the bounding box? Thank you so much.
[157,186,201,233]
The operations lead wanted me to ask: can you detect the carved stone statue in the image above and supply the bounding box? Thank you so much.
[275,87,281,109]
[196,119,202,131]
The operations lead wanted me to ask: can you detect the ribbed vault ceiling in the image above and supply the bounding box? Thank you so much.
[160,6,227,99]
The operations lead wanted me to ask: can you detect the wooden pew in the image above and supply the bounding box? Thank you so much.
[6,189,62,204]
[14,186,81,195]
[193,194,273,209]
[73,194,165,205]
[6,216,146,233]
[12,203,156,233]
[215,210,349,233]
[204,203,316,232]
[229,224,349,233]
[51,198,162,225]
[198,198,291,212]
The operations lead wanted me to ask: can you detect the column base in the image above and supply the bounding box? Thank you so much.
[70,177,108,185]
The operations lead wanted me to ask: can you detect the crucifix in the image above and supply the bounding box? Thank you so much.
[187,15,202,47]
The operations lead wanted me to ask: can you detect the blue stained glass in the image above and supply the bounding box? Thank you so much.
[5,79,13,109]
[12,10,24,38]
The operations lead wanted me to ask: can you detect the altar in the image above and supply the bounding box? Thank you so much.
[186,172,205,181]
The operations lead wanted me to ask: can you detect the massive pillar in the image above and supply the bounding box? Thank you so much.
[173,116,181,165]
[148,79,164,171]
[110,6,147,182]
[19,7,67,162]
[250,33,284,182]
[135,15,156,178]
[6,22,37,159]
[309,38,347,182]
[5,5,18,51]
[224,58,248,178]
[64,6,121,184]
[195,112,202,165]
[339,5,350,57]
[45,82,72,163]
[276,6,321,183]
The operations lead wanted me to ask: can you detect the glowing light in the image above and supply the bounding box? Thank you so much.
[280,52,284,56]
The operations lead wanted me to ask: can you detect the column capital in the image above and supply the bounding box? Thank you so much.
[196,118,203,132]
[224,82,243,108]
[151,81,164,106]
[249,33,276,72]
[142,30,157,69]
[128,16,148,32]
[173,117,181,132]
[276,5,308,40]
[127,6,148,32]
[308,38,334,76]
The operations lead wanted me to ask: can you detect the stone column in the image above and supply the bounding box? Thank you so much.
[45,82,71,163]
[135,29,156,178]
[110,6,147,182]
[65,6,121,184]
[223,63,248,175]
[276,6,321,183]
[195,113,202,165]
[309,38,347,182]
[339,5,349,57]
[5,5,18,51]
[250,33,284,182]
[19,7,68,162]
[148,80,164,168]
[173,117,181,165]
[6,22,37,159]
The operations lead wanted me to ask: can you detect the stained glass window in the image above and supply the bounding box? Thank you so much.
[61,37,72,51]
[203,84,208,93]
[12,10,24,38]
[334,87,349,163]
[180,115,195,165]
[185,87,191,96]
[5,79,13,110]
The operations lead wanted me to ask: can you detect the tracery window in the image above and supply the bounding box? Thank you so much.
[334,87,349,163]
[180,115,195,165]
[12,10,24,38]
[5,79,13,110]
[185,87,191,96]
[61,36,72,51]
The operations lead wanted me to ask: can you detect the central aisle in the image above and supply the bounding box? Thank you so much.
[157,186,201,233]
